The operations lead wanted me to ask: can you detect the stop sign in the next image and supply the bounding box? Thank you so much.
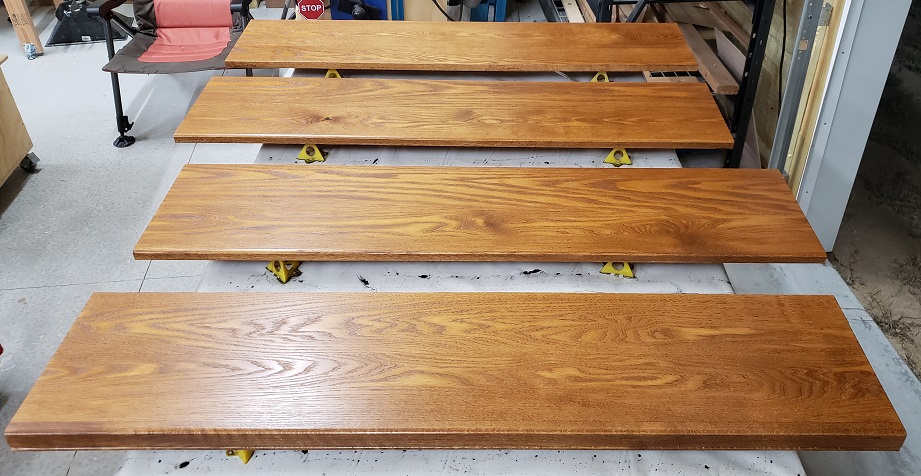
[297,0,325,19]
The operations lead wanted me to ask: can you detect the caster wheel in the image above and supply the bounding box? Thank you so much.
[19,153,39,173]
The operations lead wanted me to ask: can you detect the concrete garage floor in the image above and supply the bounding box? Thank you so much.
[0,4,919,475]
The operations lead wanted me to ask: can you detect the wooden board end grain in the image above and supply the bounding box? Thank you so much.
[173,77,733,149]
[225,21,696,72]
[5,293,905,451]
[133,165,826,263]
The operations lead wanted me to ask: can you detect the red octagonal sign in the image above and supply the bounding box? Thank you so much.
[297,0,325,19]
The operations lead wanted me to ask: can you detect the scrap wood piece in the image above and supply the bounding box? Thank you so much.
[561,0,584,22]
[715,29,745,81]
[664,2,723,30]
[677,23,739,95]
[704,1,751,47]
[643,71,701,83]
[4,0,44,57]
[574,0,595,22]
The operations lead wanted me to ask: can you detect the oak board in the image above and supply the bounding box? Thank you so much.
[133,165,826,263]
[225,20,698,72]
[172,78,734,149]
[5,292,905,451]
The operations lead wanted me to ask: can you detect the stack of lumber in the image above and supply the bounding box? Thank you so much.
[602,1,819,169]
[610,2,745,98]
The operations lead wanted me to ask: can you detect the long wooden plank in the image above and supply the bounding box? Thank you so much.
[225,20,696,72]
[575,0,596,22]
[4,0,44,57]
[6,292,905,451]
[705,2,751,47]
[677,23,739,95]
[561,0,585,23]
[173,78,733,149]
[134,165,826,263]
[664,2,724,31]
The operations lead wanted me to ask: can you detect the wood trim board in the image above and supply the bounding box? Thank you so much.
[561,0,585,23]
[3,0,44,57]
[676,23,738,95]
[173,78,734,149]
[134,165,826,263]
[225,21,696,72]
[574,0,596,22]
[6,292,905,451]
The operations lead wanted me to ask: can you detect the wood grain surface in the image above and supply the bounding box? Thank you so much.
[225,20,698,72]
[0,59,33,186]
[5,292,904,451]
[133,165,825,263]
[173,78,733,149]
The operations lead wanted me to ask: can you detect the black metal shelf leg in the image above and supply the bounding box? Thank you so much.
[727,0,775,167]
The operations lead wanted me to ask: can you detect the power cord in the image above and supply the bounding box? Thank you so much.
[431,0,456,21]
[779,0,787,112]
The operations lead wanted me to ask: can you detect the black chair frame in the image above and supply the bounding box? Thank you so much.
[87,0,252,147]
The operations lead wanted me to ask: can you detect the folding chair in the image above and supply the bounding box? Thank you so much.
[88,0,252,147]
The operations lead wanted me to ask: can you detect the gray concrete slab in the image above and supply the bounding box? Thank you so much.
[0,281,143,473]
[724,262,864,310]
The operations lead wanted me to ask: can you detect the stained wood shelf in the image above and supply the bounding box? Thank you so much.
[134,165,825,263]
[173,78,733,149]
[5,292,904,451]
[225,20,698,72]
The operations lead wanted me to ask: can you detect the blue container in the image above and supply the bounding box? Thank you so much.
[330,0,389,20]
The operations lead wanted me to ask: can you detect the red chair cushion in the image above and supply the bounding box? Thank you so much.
[139,0,233,63]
